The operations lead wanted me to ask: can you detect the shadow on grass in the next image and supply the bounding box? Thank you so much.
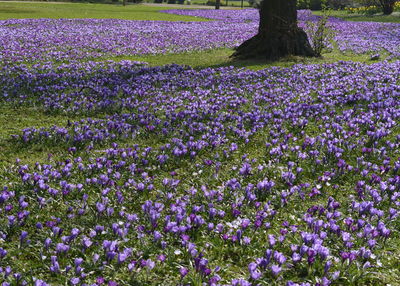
[207,54,316,70]
[102,47,378,71]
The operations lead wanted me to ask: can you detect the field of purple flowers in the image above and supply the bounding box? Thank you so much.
[1,7,400,286]
[0,56,399,285]
[0,9,399,63]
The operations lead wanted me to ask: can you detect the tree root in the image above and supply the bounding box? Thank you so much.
[232,28,316,61]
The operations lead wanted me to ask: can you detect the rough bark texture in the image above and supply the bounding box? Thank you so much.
[232,0,316,60]
[381,0,395,15]
[215,0,221,10]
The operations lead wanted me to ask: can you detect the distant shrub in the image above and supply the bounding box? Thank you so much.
[298,0,354,10]
[347,5,380,14]
[346,1,399,14]
[353,0,398,14]
[206,0,225,6]
[305,12,335,56]
[298,0,323,10]
[327,0,352,9]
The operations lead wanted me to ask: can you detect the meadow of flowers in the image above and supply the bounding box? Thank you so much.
[1,57,400,285]
[0,9,399,64]
[164,9,400,58]
[0,7,400,286]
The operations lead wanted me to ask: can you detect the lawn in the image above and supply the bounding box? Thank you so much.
[0,3,399,286]
[314,10,400,23]
[190,0,252,8]
[0,1,208,20]
[0,2,398,22]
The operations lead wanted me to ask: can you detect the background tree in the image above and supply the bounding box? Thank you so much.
[357,0,398,14]
[233,0,316,60]
[377,0,397,14]
[327,0,352,9]
[298,0,323,9]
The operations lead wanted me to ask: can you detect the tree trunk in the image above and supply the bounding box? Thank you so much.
[381,0,395,15]
[215,0,221,10]
[232,0,316,60]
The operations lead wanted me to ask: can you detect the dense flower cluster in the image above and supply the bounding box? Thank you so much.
[162,8,321,22]
[0,17,257,63]
[0,9,399,63]
[1,59,399,285]
[165,9,400,58]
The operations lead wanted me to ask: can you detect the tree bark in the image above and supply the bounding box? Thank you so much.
[380,0,395,15]
[215,0,221,10]
[232,0,316,60]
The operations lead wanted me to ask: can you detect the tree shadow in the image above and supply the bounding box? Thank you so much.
[205,53,317,70]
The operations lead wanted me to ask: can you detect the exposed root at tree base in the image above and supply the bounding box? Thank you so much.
[232,28,316,61]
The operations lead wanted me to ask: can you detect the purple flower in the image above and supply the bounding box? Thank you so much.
[50,256,60,273]
[96,277,105,285]
[180,267,189,278]
[268,235,276,247]
[20,231,28,242]
[128,261,137,272]
[56,243,70,254]
[146,259,155,270]
[271,264,281,276]
[0,248,7,259]
[248,262,261,280]
[70,278,80,285]
[292,252,301,263]
[74,258,83,268]
[239,163,252,176]
[117,248,132,264]
[274,251,286,265]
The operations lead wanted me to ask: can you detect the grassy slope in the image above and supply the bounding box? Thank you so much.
[0,106,80,166]
[314,10,400,23]
[0,2,208,168]
[0,4,399,284]
[0,2,208,20]
[190,0,251,8]
[1,2,397,22]
[0,3,399,165]
[0,47,378,167]
[102,48,377,70]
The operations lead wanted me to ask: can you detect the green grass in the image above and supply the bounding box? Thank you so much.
[0,2,399,22]
[190,0,251,8]
[0,105,78,167]
[0,1,398,167]
[0,2,209,20]
[0,4,399,286]
[1,59,399,284]
[101,47,382,70]
[0,46,382,167]
[0,45,387,168]
[314,10,400,23]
